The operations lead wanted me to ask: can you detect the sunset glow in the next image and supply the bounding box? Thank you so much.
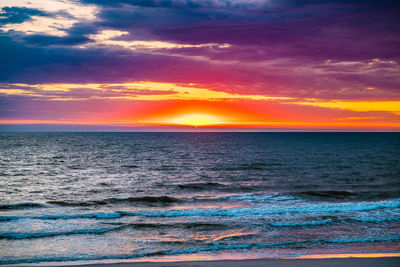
[172,114,222,127]
[1,0,399,131]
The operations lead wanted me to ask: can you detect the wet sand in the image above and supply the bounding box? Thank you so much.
[51,257,400,267]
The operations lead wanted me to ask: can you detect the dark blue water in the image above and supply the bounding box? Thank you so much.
[0,133,399,264]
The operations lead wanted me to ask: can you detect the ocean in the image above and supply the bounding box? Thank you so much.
[0,132,399,265]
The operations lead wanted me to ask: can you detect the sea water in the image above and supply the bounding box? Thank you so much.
[0,132,399,264]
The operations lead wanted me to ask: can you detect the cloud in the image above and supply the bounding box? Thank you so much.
[0,0,98,37]
[75,0,400,69]
[0,0,399,103]
[293,100,400,115]
[81,29,230,51]
[0,6,48,25]
[0,82,287,101]
[81,0,267,10]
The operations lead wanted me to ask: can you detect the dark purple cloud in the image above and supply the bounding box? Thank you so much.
[1,0,399,101]
[0,33,249,85]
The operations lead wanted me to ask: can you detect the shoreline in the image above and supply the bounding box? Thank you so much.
[7,254,397,267]
[47,257,400,267]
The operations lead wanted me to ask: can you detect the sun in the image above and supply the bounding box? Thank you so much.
[173,114,221,127]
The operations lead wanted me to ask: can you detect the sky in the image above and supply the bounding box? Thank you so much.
[0,0,399,131]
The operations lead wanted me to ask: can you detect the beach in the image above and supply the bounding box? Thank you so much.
[51,257,400,267]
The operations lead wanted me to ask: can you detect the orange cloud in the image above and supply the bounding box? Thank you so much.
[1,82,400,130]
[0,82,287,101]
[293,100,400,114]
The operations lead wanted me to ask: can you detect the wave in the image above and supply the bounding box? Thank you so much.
[0,192,298,213]
[213,233,256,242]
[182,222,226,229]
[0,222,228,241]
[127,221,227,230]
[226,192,296,202]
[0,216,19,221]
[2,198,399,221]
[326,236,400,244]
[2,236,399,265]
[347,217,400,223]
[47,200,101,207]
[0,222,225,240]
[114,222,226,231]
[0,212,123,221]
[9,190,391,214]
[0,196,182,213]
[48,195,181,207]
[294,190,400,200]
[40,212,123,220]
[176,182,227,190]
[0,202,45,210]
[111,196,181,204]
[130,198,400,217]
[0,226,124,239]
[296,190,356,198]
[175,182,262,193]
[270,219,333,227]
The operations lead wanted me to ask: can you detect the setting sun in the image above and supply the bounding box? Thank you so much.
[173,114,221,127]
